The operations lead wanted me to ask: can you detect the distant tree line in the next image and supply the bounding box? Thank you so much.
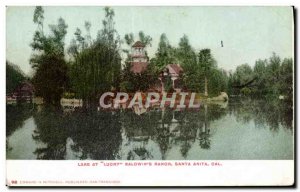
[228,53,293,103]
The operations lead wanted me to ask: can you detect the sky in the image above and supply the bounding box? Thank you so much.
[6,6,294,75]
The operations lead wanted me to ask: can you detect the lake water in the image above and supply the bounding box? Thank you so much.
[6,98,294,160]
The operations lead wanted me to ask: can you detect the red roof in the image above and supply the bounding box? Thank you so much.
[15,82,35,93]
[12,81,35,96]
[167,64,183,75]
[130,62,148,73]
[132,41,145,48]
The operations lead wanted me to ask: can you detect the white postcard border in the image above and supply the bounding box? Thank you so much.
[6,160,294,186]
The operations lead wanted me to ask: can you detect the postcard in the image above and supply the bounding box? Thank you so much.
[6,6,294,187]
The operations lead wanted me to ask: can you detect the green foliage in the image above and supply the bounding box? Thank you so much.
[279,58,293,100]
[181,71,202,92]
[27,7,293,108]
[63,92,76,99]
[33,6,44,31]
[198,49,216,73]
[229,53,293,101]
[198,49,218,96]
[151,34,228,95]
[241,87,251,95]
[69,7,121,107]
[164,75,173,92]
[177,35,197,69]
[152,33,177,69]
[121,62,158,92]
[252,59,268,95]
[120,81,134,92]
[138,31,152,47]
[124,33,134,46]
[6,61,26,94]
[207,69,228,96]
[231,63,254,88]
[30,6,68,106]
[33,55,68,105]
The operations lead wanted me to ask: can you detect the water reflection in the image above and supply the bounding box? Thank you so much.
[67,109,122,160]
[6,104,35,154]
[228,98,293,132]
[6,98,293,160]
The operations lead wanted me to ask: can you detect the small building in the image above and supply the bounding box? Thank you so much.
[11,81,35,103]
[128,41,184,92]
[130,41,148,74]
[159,64,184,92]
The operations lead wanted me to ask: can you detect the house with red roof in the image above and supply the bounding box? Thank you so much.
[7,81,35,103]
[129,41,184,92]
[159,64,184,92]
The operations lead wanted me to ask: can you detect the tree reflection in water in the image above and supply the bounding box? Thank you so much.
[67,109,122,160]
[32,106,68,159]
[6,104,35,152]
[119,103,227,160]
[32,107,122,160]
[7,97,293,160]
[6,104,35,137]
[228,98,293,132]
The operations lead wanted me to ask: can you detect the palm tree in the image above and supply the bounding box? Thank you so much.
[198,49,215,96]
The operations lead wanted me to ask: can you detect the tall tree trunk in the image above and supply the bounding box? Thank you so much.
[204,76,208,97]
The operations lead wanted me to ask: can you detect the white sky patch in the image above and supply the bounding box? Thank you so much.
[6,6,294,75]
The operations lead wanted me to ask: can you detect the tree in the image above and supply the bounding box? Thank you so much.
[124,33,134,46]
[138,31,152,47]
[152,33,177,69]
[207,68,228,95]
[234,64,253,85]
[123,31,153,61]
[119,62,136,92]
[175,35,200,92]
[177,35,197,69]
[228,53,293,101]
[30,6,69,106]
[266,53,281,95]
[252,59,268,96]
[121,62,158,92]
[121,31,155,92]
[151,35,228,95]
[278,58,293,103]
[198,49,216,96]
[69,7,121,108]
[6,61,26,94]
[33,6,44,33]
